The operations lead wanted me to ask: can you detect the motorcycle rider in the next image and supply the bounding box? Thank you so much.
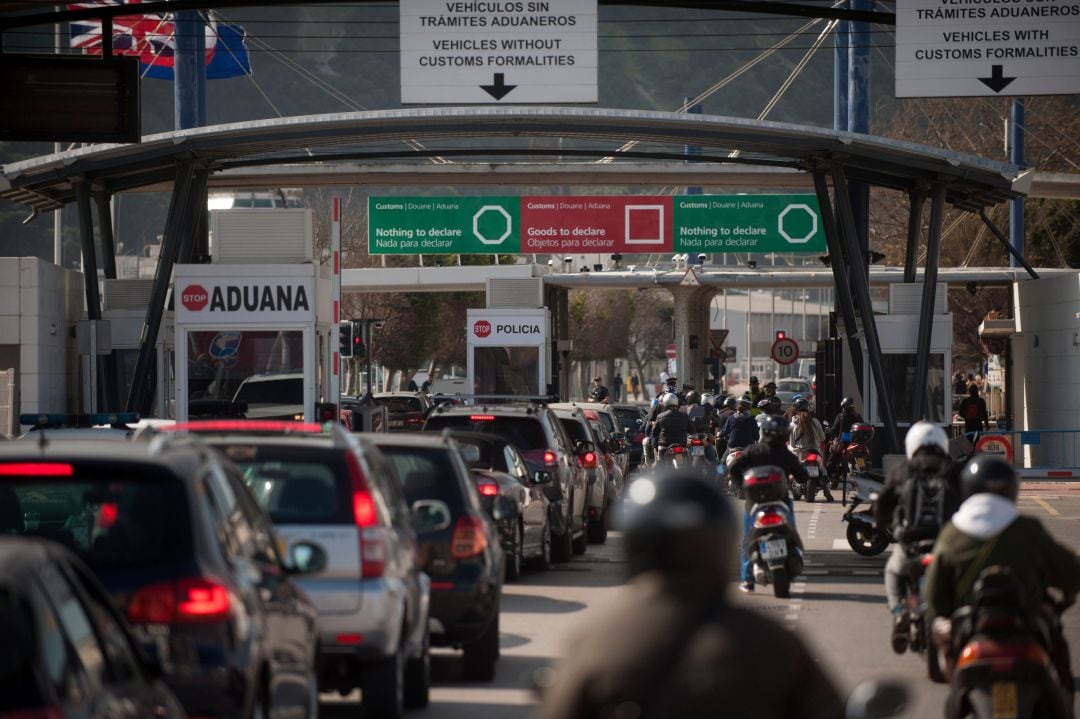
[727,416,809,593]
[651,392,691,465]
[790,398,832,502]
[925,457,1080,696]
[747,375,764,408]
[715,396,737,456]
[761,381,783,416]
[685,393,719,466]
[719,397,759,464]
[535,471,845,719]
[875,422,961,649]
[825,397,864,476]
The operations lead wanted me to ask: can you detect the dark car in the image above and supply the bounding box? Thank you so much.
[0,536,187,719]
[610,404,648,468]
[552,408,613,545]
[374,392,435,432]
[422,403,588,562]
[369,433,506,682]
[171,419,432,717]
[445,430,555,578]
[0,440,321,719]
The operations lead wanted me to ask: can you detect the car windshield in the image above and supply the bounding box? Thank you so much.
[375,396,424,413]
[613,408,642,432]
[0,467,190,569]
[234,377,303,404]
[452,438,506,472]
[230,453,348,524]
[557,417,591,445]
[424,415,549,451]
[377,445,466,510]
[778,381,811,393]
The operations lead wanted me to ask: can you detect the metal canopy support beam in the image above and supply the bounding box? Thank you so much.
[812,168,864,398]
[829,162,900,452]
[93,192,118,279]
[126,160,203,414]
[903,186,926,283]
[977,209,1040,280]
[911,183,945,421]
[74,181,115,411]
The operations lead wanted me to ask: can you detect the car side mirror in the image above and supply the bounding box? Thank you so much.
[459,444,481,465]
[411,499,452,533]
[287,541,328,575]
[846,680,908,719]
[532,469,554,485]
[493,495,519,521]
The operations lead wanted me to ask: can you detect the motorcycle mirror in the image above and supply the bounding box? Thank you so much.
[845,680,908,719]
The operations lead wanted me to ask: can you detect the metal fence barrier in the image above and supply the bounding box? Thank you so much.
[959,428,1080,480]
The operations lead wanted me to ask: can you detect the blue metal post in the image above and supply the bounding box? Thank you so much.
[833,9,849,132]
[848,0,871,267]
[1009,98,1025,267]
[174,11,206,130]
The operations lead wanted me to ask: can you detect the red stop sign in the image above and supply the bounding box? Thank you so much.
[181,284,209,312]
[473,320,492,338]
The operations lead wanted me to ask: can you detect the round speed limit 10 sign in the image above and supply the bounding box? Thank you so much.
[771,337,799,365]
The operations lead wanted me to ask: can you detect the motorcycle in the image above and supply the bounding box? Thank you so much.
[788,447,824,501]
[744,465,804,599]
[724,446,748,497]
[830,423,875,497]
[892,539,943,678]
[944,567,1072,719]
[657,443,688,470]
[687,433,712,470]
[841,471,893,556]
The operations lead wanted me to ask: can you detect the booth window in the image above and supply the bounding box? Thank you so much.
[474,346,540,396]
[880,353,946,424]
[187,331,304,417]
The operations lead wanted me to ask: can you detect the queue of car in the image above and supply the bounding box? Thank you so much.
[0,396,633,719]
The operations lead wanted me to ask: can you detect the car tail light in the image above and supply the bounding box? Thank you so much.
[581,451,597,469]
[805,453,818,462]
[477,481,499,497]
[346,452,385,578]
[336,633,363,645]
[672,446,685,454]
[406,416,424,427]
[165,420,324,434]
[128,578,231,624]
[470,415,496,421]
[543,450,558,466]
[956,639,1048,671]
[3,708,63,719]
[690,439,703,446]
[450,515,488,559]
[754,508,786,528]
[921,554,934,567]
[0,462,74,477]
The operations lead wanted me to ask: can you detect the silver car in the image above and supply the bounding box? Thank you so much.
[775,377,816,412]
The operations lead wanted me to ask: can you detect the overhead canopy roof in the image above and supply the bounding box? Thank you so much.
[0,107,1029,213]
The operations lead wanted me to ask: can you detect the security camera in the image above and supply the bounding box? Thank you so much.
[628,264,637,272]
[372,320,386,330]
[546,259,554,267]
[697,253,707,263]
[563,256,573,264]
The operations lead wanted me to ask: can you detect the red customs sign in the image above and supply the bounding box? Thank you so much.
[520,196,674,254]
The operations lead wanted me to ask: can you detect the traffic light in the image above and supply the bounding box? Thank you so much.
[339,321,355,358]
[775,330,787,341]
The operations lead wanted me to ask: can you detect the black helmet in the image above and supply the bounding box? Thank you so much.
[722,396,737,410]
[756,398,773,413]
[619,472,737,581]
[794,398,810,412]
[960,456,1018,502]
[760,415,790,445]
[841,397,856,410]
[684,391,700,405]
[749,375,760,384]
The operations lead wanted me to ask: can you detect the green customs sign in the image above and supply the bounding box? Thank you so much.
[673,194,825,253]
[369,197,520,254]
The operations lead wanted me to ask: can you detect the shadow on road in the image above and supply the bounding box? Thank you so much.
[501,592,587,614]
[800,590,887,605]
[432,651,552,688]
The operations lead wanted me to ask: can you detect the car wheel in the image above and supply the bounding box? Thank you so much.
[505,522,523,582]
[362,648,405,718]
[587,504,608,544]
[404,631,431,709]
[462,612,499,682]
[552,525,573,562]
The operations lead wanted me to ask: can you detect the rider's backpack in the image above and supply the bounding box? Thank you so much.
[896,469,949,545]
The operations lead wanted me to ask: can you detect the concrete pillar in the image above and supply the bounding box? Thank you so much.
[671,286,715,394]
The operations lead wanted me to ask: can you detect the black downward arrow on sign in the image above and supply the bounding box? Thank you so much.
[978,64,1016,93]
[480,73,516,100]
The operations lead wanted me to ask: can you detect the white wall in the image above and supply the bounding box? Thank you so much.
[1013,272,1080,431]
[0,257,83,420]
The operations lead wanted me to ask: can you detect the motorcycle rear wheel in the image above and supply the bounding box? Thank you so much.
[846,521,890,557]
[772,568,790,598]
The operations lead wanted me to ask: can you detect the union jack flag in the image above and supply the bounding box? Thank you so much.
[69,0,251,80]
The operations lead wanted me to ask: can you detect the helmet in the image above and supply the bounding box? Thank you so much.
[666,375,678,383]
[794,398,810,412]
[722,396,737,410]
[756,398,773,411]
[841,397,856,410]
[792,394,803,401]
[905,421,949,460]
[662,392,680,409]
[737,396,751,410]
[684,391,700,405]
[700,393,715,407]
[749,376,759,384]
[619,471,737,580]
[760,415,790,445]
[960,456,1018,502]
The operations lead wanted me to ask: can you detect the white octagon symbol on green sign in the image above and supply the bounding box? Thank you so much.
[777,203,818,244]
[473,205,513,245]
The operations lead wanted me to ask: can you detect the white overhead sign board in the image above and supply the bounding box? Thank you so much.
[895,0,1080,97]
[400,0,598,104]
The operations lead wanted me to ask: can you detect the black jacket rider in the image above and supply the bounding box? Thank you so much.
[728,442,809,514]
[875,449,962,538]
[652,409,692,448]
[826,409,864,441]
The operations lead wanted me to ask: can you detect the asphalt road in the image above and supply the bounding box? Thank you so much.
[324,483,1080,718]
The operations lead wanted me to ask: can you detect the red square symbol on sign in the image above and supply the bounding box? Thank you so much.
[625,205,665,244]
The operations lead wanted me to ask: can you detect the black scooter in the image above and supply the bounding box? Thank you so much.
[743,465,804,599]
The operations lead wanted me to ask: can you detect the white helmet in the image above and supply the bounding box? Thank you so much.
[905,421,949,460]
[700,393,715,406]
[662,392,680,409]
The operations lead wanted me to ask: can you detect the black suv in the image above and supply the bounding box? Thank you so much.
[0,439,321,719]
[369,433,507,681]
[422,403,589,561]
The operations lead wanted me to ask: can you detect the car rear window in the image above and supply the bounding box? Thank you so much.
[377,445,466,511]
[557,417,591,445]
[0,467,190,570]
[424,415,548,451]
[779,381,811,393]
[376,397,423,413]
[216,445,351,525]
[234,378,303,404]
[614,408,642,432]
[451,437,507,472]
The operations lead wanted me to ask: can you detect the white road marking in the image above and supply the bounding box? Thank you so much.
[833,538,849,550]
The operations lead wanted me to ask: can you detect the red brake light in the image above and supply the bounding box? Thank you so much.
[96,502,119,529]
[336,633,363,645]
[672,446,685,454]
[477,481,499,497]
[470,415,496,421]
[582,451,597,469]
[543,450,558,466]
[754,509,786,528]
[956,640,1048,670]
[806,453,818,462]
[165,420,324,434]
[346,452,385,578]
[690,439,703,446]
[450,515,488,559]
[921,554,934,567]
[177,580,230,619]
[0,463,73,476]
[128,578,231,624]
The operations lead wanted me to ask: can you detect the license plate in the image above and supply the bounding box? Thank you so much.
[759,538,787,560]
[390,421,404,428]
[991,681,1017,719]
[856,457,867,469]
[690,446,705,456]
[807,465,819,477]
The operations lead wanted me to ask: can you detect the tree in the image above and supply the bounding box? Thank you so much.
[625,289,674,395]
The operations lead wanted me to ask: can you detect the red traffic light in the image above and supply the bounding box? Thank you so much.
[775,330,786,340]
